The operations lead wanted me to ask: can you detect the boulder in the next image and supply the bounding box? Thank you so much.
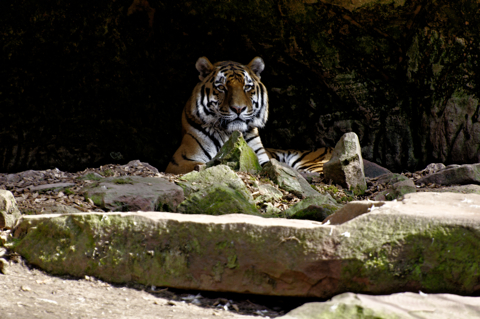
[175,165,257,215]
[260,159,321,198]
[206,131,261,174]
[176,165,252,201]
[13,192,480,298]
[363,159,392,178]
[417,163,480,186]
[82,176,184,212]
[373,173,416,201]
[0,190,21,229]
[176,184,259,216]
[324,133,367,194]
[279,292,480,319]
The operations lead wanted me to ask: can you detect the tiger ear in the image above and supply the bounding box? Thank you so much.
[196,57,213,81]
[248,57,265,79]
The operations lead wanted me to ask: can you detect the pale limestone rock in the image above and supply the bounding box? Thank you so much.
[0,190,21,229]
[280,292,480,319]
[324,132,366,193]
[13,192,480,298]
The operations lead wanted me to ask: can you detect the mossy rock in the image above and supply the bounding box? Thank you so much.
[176,184,259,216]
[285,195,340,222]
[254,184,283,205]
[176,165,252,201]
[206,131,261,174]
[375,173,416,201]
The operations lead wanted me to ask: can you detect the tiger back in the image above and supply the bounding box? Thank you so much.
[165,57,332,175]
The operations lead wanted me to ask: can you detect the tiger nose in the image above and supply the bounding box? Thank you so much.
[230,105,246,114]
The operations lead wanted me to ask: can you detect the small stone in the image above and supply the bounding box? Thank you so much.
[260,159,321,198]
[422,163,446,175]
[373,173,416,201]
[284,195,339,221]
[0,258,9,274]
[255,184,283,205]
[0,190,22,229]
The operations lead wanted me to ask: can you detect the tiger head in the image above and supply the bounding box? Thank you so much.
[189,57,269,134]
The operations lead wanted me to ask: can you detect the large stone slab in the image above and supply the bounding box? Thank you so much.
[82,176,184,212]
[280,292,480,319]
[11,192,480,298]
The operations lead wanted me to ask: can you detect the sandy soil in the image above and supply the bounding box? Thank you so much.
[1,257,291,319]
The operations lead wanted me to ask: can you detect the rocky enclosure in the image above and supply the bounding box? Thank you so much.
[1,0,479,173]
[2,151,480,317]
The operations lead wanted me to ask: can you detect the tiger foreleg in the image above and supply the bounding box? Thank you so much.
[165,134,213,174]
[244,129,270,167]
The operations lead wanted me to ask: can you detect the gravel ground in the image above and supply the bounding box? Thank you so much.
[0,255,295,319]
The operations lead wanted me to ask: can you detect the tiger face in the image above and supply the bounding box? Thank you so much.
[166,57,270,174]
[192,57,268,134]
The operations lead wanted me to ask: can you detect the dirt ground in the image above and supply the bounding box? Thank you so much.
[0,256,304,319]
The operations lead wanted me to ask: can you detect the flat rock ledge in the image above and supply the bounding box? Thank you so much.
[11,192,480,298]
[280,292,480,319]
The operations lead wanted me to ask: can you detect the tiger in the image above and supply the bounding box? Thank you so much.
[165,57,333,175]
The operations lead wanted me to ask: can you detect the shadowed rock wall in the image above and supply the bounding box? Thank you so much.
[1,0,479,173]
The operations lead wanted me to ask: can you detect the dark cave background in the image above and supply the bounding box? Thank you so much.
[1,0,479,173]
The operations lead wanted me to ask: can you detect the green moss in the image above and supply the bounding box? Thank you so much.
[85,193,104,207]
[77,173,103,181]
[64,188,74,195]
[102,169,114,177]
[112,177,134,185]
[227,255,239,269]
[341,217,480,294]
[176,184,259,216]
